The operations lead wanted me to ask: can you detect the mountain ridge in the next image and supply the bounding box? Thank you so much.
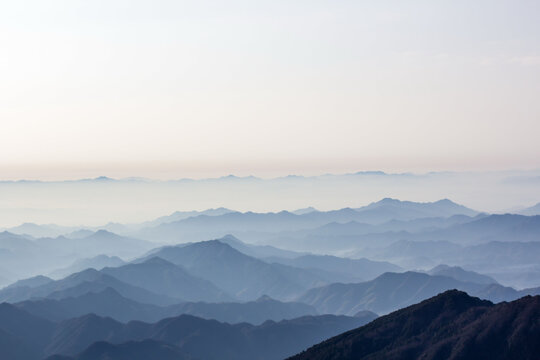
[289,290,540,360]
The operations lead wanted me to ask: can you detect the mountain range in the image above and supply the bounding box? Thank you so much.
[427,264,498,285]
[0,302,374,360]
[134,199,479,242]
[14,287,320,325]
[138,240,330,301]
[265,254,401,282]
[0,230,154,281]
[49,255,126,279]
[0,196,540,359]
[0,266,176,306]
[298,271,540,315]
[289,290,540,360]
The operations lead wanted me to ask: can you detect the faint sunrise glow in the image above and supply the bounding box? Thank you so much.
[0,0,539,180]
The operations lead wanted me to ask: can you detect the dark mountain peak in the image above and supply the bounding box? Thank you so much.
[417,289,492,310]
[289,291,503,360]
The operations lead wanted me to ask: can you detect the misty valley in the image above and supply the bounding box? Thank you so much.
[1,198,539,359]
[3,0,540,358]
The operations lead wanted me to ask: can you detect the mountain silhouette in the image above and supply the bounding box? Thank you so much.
[43,313,371,360]
[267,254,401,282]
[135,199,477,242]
[46,340,192,360]
[0,307,376,360]
[427,264,498,285]
[0,268,176,306]
[4,275,54,290]
[16,287,318,325]
[49,255,125,279]
[101,257,230,302]
[289,290,540,360]
[354,198,478,222]
[298,271,540,315]
[140,240,328,300]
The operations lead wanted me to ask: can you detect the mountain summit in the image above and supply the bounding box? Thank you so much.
[290,290,540,360]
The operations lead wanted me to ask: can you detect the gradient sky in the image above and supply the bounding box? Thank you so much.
[1,0,539,180]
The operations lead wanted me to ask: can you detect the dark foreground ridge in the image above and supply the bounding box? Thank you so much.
[289,290,540,360]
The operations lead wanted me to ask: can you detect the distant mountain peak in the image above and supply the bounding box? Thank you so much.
[202,239,228,245]
[435,198,453,204]
[379,197,400,203]
[141,256,175,266]
[94,229,114,235]
[292,207,320,215]
[217,234,241,243]
[5,275,53,290]
[353,171,387,176]
[256,295,274,302]
[65,267,101,281]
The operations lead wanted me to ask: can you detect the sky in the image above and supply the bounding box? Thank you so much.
[1,0,539,180]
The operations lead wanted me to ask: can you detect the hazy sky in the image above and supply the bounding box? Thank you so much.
[1,0,539,180]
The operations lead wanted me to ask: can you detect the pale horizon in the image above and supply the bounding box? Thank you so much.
[1,0,539,180]
[0,169,539,228]
[1,167,540,182]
